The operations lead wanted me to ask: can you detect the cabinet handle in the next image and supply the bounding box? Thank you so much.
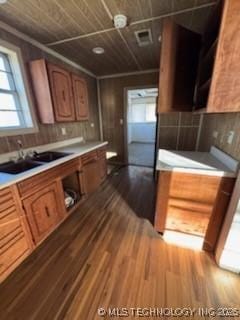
[45,206,50,218]
[62,90,65,101]
[221,191,231,196]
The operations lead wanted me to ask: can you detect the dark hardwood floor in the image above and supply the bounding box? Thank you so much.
[0,166,240,320]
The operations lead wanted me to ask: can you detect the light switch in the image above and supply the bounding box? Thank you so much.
[61,127,66,135]
[120,119,123,125]
[227,131,234,145]
[213,131,218,139]
[90,123,95,128]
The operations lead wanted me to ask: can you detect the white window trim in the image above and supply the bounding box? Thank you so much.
[0,39,38,136]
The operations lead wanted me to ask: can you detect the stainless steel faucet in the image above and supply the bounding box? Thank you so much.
[17,140,25,160]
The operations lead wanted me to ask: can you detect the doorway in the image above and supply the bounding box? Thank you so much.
[125,87,158,167]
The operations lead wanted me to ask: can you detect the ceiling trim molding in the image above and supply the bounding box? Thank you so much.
[97,68,159,80]
[0,20,96,78]
[46,2,216,47]
[48,28,116,46]
[130,2,216,26]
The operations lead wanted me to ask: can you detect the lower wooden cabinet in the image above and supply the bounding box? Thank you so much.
[82,160,102,195]
[23,182,65,244]
[0,186,33,283]
[81,148,107,195]
[154,171,235,252]
[99,157,107,182]
[0,146,107,283]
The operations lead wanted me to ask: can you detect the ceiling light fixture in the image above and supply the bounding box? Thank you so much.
[113,14,127,29]
[0,0,7,3]
[92,47,105,54]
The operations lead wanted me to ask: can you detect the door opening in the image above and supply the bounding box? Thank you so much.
[126,87,158,168]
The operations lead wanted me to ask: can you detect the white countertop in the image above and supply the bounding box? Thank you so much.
[156,147,239,177]
[0,139,108,190]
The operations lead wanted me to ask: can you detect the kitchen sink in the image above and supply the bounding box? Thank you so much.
[0,160,43,174]
[32,151,71,162]
[0,151,72,175]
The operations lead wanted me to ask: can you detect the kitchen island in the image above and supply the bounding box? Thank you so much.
[155,147,239,252]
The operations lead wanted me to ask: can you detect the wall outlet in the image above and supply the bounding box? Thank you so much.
[227,131,235,145]
[61,127,66,135]
[213,131,218,139]
[90,123,95,128]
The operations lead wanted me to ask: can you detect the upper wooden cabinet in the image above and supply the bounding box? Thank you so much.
[158,18,201,113]
[158,0,240,114]
[72,74,89,120]
[29,59,89,123]
[206,0,240,112]
[47,63,75,122]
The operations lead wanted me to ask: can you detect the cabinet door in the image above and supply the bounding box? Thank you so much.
[207,0,240,112]
[99,157,107,182]
[23,182,64,244]
[158,18,200,112]
[97,148,107,181]
[48,63,75,122]
[0,186,32,283]
[154,171,221,235]
[72,74,89,120]
[203,178,235,252]
[82,161,101,195]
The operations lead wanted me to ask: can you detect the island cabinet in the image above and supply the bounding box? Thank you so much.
[0,186,33,283]
[154,171,235,252]
[29,59,89,123]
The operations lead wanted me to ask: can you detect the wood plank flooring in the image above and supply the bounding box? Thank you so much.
[0,166,240,320]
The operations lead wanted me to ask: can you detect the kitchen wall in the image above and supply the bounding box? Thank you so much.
[0,28,100,155]
[158,113,201,151]
[128,122,156,144]
[198,113,240,161]
[99,71,204,164]
[99,72,159,163]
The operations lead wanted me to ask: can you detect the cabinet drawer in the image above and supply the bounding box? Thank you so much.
[18,159,80,198]
[0,186,32,283]
[0,208,22,241]
[0,233,30,279]
[168,173,221,203]
[81,151,98,165]
[97,147,106,159]
[0,188,15,213]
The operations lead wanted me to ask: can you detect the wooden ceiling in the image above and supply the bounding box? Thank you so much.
[0,0,216,76]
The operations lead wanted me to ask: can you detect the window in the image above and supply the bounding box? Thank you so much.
[145,103,156,122]
[0,40,37,136]
[129,102,156,123]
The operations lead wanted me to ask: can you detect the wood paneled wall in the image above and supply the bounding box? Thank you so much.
[0,28,100,155]
[99,72,159,163]
[198,113,240,161]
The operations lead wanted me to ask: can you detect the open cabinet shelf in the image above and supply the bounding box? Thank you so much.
[61,172,83,213]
